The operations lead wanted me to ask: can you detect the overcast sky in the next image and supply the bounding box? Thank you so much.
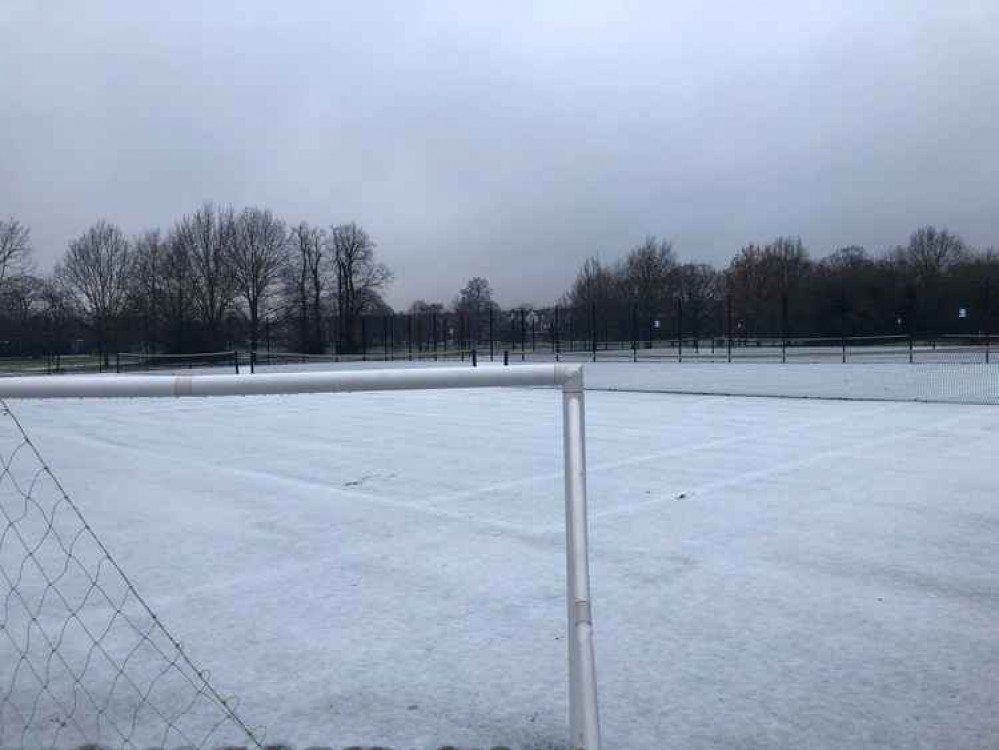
[2,1,997,308]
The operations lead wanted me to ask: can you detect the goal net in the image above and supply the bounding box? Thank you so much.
[0,365,601,750]
[0,401,261,750]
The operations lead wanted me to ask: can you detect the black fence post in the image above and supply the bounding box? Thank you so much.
[632,303,638,363]
[727,294,733,363]
[489,307,494,362]
[504,350,509,366]
[554,305,560,361]
[677,297,683,363]
[781,291,788,364]
[115,352,120,374]
[905,284,916,364]
[432,311,438,361]
[985,276,991,365]
[362,317,368,361]
[250,350,256,374]
[690,297,701,354]
[408,314,413,361]
[713,300,720,355]
[591,303,597,363]
[234,350,240,375]
[840,288,847,364]
[472,348,477,367]
[520,309,526,362]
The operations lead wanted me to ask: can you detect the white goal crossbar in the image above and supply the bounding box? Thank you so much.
[0,364,601,750]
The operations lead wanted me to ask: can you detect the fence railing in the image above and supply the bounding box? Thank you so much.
[0,329,993,379]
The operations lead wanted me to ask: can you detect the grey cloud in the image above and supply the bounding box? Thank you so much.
[1,0,997,307]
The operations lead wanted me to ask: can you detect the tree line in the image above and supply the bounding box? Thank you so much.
[0,213,994,361]
[0,204,393,360]
[561,228,996,342]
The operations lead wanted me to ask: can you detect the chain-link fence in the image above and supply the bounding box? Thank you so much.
[275,302,995,366]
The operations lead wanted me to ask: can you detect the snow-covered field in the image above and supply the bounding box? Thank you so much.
[2,365,998,749]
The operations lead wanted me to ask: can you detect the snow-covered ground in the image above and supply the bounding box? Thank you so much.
[2,366,998,749]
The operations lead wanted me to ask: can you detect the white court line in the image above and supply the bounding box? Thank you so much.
[427,399,904,512]
[589,407,990,524]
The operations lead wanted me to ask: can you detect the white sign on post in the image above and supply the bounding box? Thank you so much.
[653,320,661,329]
[959,307,967,319]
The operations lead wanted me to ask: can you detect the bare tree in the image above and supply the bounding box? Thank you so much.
[287,222,328,352]
[894,226,969,333]
[621,237,677,322]
[231,207,288,352]
[328,223,392,351]
[726,238,810,335]
[172,203,237,349]
[563,257,617,311]
[453,276,497,316]
[130,229,166,351]
[453,277,499,345]
[725,244,766,337]
[900,226,967,282]
[675,262,722,339]
[0,274,45,355]
[765,236,810,297]
[160,232,196,352]
[408,300,444,315]
[0,218,32,290]
[0,274,44,324]
[56,221,132,363]
[37,277,77,354]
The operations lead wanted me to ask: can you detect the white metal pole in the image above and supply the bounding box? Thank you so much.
[0,365,568,399]
[562,368,601,750]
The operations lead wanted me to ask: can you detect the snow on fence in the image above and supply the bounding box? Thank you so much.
[0,365,601,750]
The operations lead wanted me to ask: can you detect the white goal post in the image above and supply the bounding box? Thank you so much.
[0,364,602,750]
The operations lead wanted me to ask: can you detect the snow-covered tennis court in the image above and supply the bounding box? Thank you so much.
[4,364,998,749]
